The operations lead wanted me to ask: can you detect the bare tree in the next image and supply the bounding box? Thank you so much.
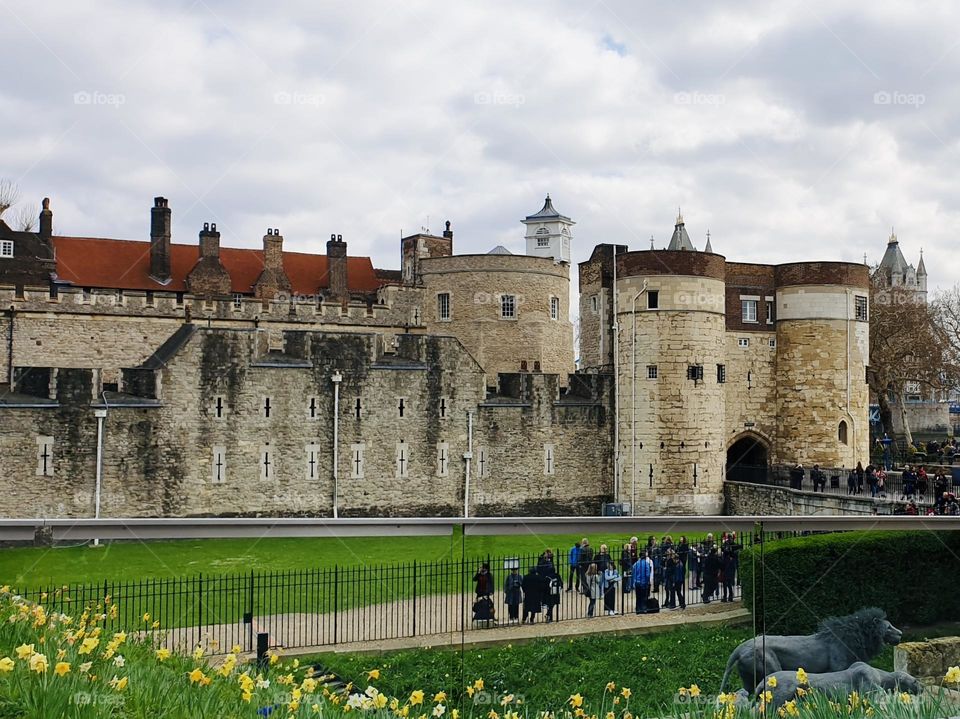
[0,179,20,218]
[11,203,37,232]
[868,275,960,445]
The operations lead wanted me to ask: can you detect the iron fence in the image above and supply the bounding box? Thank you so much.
[15,541,764,656]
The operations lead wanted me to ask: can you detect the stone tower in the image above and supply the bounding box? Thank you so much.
[523,195,573,264]
[614,249,727,514]
[773,262,870,468]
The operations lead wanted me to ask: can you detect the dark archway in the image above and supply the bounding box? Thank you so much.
[726,434,770,484]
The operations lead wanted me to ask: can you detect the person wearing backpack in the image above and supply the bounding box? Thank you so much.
[632,551,653,614]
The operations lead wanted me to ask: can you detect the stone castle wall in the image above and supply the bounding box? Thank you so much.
[0,328,611,519]
[723,330,778,450]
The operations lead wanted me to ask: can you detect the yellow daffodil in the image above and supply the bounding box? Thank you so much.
[15,643,35,659]
[946,666,960,684]
[434,692,447,704]
[78,637,99,655]
[0,584,9,593]
[767,676,777,688]
[151,620,160,629]
[373,693,388,710]
[270,652,280,665]
[487,711,499,719]
[188,667,206,684]
[451,710,460,719]
[474,679,484,691]
[621,687,632,699]
[192,645,204,661]
[569,694,584,708]
[795,668,808,685]
[156,648,171,661]
[410,690,425,706]
[29,653,48,673]
[605,682,616,692]
[142,612,150,622]
[78,661,92,674]
[689,685,701,698]
[606,713,615,719]
[466,687,476,698]
[110,675,128,691]
[899,692,912,704]
[54,661,70,676]
[0,657,14,673]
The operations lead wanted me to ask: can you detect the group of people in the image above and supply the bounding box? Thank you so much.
[471,533,743,627]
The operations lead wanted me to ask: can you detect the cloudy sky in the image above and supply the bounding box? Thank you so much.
[2,0,957,295]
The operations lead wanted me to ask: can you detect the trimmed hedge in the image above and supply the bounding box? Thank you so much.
[740,531,960,635]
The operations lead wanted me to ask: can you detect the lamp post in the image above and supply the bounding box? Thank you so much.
[93,408,107,547]
[331,370,342,519]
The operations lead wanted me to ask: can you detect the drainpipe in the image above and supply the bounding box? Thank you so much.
[631,281,648,515]
[612,245,619,504]
[331,370,342,519]
[93,406,107,547]
[464,410,474,518]
[6,306,13,391]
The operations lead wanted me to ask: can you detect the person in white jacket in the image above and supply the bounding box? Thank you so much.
[602,562,621,616]
[585,563,603,618]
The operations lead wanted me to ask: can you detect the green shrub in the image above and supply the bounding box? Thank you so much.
[740,531,960,635]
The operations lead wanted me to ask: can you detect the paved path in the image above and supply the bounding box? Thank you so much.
[156,592,749,657]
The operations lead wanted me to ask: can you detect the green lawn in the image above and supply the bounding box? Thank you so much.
[0,530,719,586]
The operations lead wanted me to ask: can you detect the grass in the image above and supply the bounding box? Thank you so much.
[0,530,723,586]
[306,624,755,713]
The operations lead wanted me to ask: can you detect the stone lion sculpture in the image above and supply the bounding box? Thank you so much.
[755,662,923,710]
[719,607,903,693]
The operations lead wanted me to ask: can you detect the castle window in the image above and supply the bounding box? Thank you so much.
[175,292,184,306]
[36,436,54,477]
[647,291,659,309]
[591,295,599,314]
[738,338,750,348]
[543,443,555,476]
[716,364,726,383]
[355,397,362,419]
[647,365,658,379]
[838,420,848,445]
[500,294,516,319]
[262,397,272,418]
[855,295,868,322]
[439,397,448,419]
[476,447,489,477]
[396,441,409,478]
[436,442,449,478]
[550,296,560,320]
[48,284,59,300]
[115,288,124,305]
[211,446,226,483]
[14,285,24,300]
[537,237,550,247]
[145,291,154,306]
[0,240,13,258]
[233,293,243,311]
[213,396,226,419]
[260,444,273,481]
[686,364,704,382]
[769,338,776,348]
[741,299,758,323]
[307,397,318,420]
[766,299,775,324]
[398,397,407,418]
[305,443,320,480]
[437,292,451,321]
[350,443,365,479]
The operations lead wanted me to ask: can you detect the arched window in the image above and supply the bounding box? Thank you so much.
[838,420,848,445]
[535,227,549,235]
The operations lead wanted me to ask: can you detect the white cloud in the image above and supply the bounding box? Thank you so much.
[0,0,958,292]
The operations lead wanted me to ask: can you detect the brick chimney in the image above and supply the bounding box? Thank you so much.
[39,197,52,239]
[254,228,292,299]
[149,197,172,283]
[186,222,233,297]
[326,233,348,301]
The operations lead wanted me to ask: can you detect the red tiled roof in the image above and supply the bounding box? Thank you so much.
[50,237,382,294]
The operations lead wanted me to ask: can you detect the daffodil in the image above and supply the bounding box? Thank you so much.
[54,661,70,676]
[155,648,171,661]
[109,675,129,691]
[620,687,632,699]
[28,653,48,673]
[433,704,446,717]
[15,643,34,659]
[192,645,204,661]
[899,692,912,704]
[188,667,206,684]
[0,657,13,673]
[605,682,616,692]
[795,668,808,685]
[78,637,99,655]
[767,676,777,688]
[689,685,701,698]
[946,666,960,684]
[474,679,484,691]
[78,661,92,673]
[410,690,425,706]
[434,692,447,704]
[569,694,584,709]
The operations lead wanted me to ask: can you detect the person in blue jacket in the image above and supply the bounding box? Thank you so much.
[632,551,653,614]
[566,540,581,592]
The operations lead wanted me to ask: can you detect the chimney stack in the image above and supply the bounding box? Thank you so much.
[39,197,52,239]
[443,220,453,241]
[150,197,172,282]
[263,228,283,268]
[199,222,221,258]
[254,228,292,299]
[326,233,348,301]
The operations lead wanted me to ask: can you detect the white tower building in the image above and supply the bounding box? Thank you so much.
[523,195,574,263]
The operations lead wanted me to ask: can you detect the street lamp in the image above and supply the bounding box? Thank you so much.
[331,371,342,519]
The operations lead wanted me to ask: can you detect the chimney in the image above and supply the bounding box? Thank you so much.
[199,222,220,258]
[263,228,283,268]
[326,233,348,301]
[39,197,52,239]
[443,220,453,241]
[150,197,172,282]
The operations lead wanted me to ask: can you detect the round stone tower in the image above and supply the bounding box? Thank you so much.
[773,262,870,469]
[615,250,727,514]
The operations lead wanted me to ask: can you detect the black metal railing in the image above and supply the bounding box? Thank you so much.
[14,543,757,655]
